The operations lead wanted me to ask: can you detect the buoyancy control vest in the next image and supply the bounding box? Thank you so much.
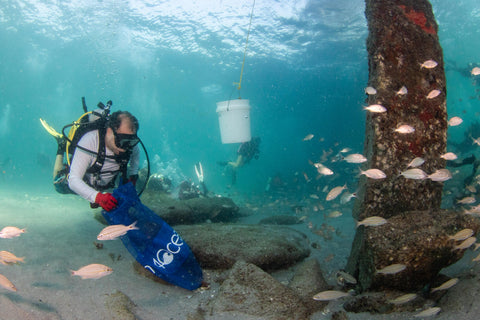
[61,98,128,190]
[62,97,150,196]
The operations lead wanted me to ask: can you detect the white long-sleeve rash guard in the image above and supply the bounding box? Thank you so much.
[68,130,140,203]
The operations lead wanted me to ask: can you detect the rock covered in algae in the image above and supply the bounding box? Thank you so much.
[346,210,480,292]
[175,223,310,270]
[208,260,309,320]
[288,258,330,314]
[142,192,243,225]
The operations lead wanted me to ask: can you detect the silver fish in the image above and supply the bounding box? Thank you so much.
[376,263,406,275]
[453,236,476,250]
[71,263,113,280]
[340,192,357,204]
[428,169,452,182]
[448,116,463,126]
[426,89,441,99]
[343,153,367,164]
[326,184,347,201]
[357,216,387,228]
[303,134,314,141]
[407,157,425,168]
[465,204,480,215]
[413,307,441,318]
[0,273,17,292]
[471,67,480,76]
[400,168,427,180]
[394,124,415,134]
[328,211,343,218]
[388,293,417,305]
[360,169,386,179]
[440,152,457,160]
[364,104,387,113]
[396,86,408,95]
[314,163,333,176]
[336,271,357,285]
[0,226,26,239]
[448,228,474,241]
[0,251,25,265]
[456,197,476,205]
[420,59,438,69]
[97,222,139,240]
[365,86,377,95]
[431,278,459,293]
[313,290,350,301]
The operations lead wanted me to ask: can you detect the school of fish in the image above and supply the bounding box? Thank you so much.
[308,59,480,318]
[0,220,137,292]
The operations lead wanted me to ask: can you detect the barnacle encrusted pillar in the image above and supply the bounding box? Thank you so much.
[346,0,453,291]
[358,0,447,220]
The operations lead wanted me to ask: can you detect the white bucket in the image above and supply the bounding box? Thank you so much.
[216,99,251,144]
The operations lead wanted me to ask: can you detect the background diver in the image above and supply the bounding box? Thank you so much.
[218,136,261,185]
[41,107,140,211]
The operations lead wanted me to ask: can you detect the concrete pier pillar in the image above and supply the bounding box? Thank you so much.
[357,0,446,221]
[345,0,480,292]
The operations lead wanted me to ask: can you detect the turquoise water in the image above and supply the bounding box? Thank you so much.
[0,0,480,317]
[1,0,478,197]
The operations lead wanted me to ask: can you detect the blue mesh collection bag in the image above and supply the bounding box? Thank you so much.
[102,183,203,290]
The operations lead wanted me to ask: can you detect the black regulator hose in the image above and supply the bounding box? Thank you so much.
[137,138,150,197]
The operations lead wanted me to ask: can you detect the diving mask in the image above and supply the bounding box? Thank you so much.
[114,132,140,150]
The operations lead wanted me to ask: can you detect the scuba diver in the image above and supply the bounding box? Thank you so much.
[218,137,260,185]
[41,100,141,211]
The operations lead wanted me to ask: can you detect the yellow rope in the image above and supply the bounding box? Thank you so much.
[234,0,255,92]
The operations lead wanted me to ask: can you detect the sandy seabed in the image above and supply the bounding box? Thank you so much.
[1,188,480,320]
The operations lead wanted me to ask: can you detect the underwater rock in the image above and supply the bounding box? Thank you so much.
[346,210,480,292]
[288,258,330,314]
[142,191,242,225]
[104,290,137,320]
[208,260,309,320]
[175,224,310,270]
[349,0,449,291]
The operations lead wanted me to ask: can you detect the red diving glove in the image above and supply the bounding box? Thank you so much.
[95,192,118,211]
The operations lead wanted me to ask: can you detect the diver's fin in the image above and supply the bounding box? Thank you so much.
[39,118,63,139]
